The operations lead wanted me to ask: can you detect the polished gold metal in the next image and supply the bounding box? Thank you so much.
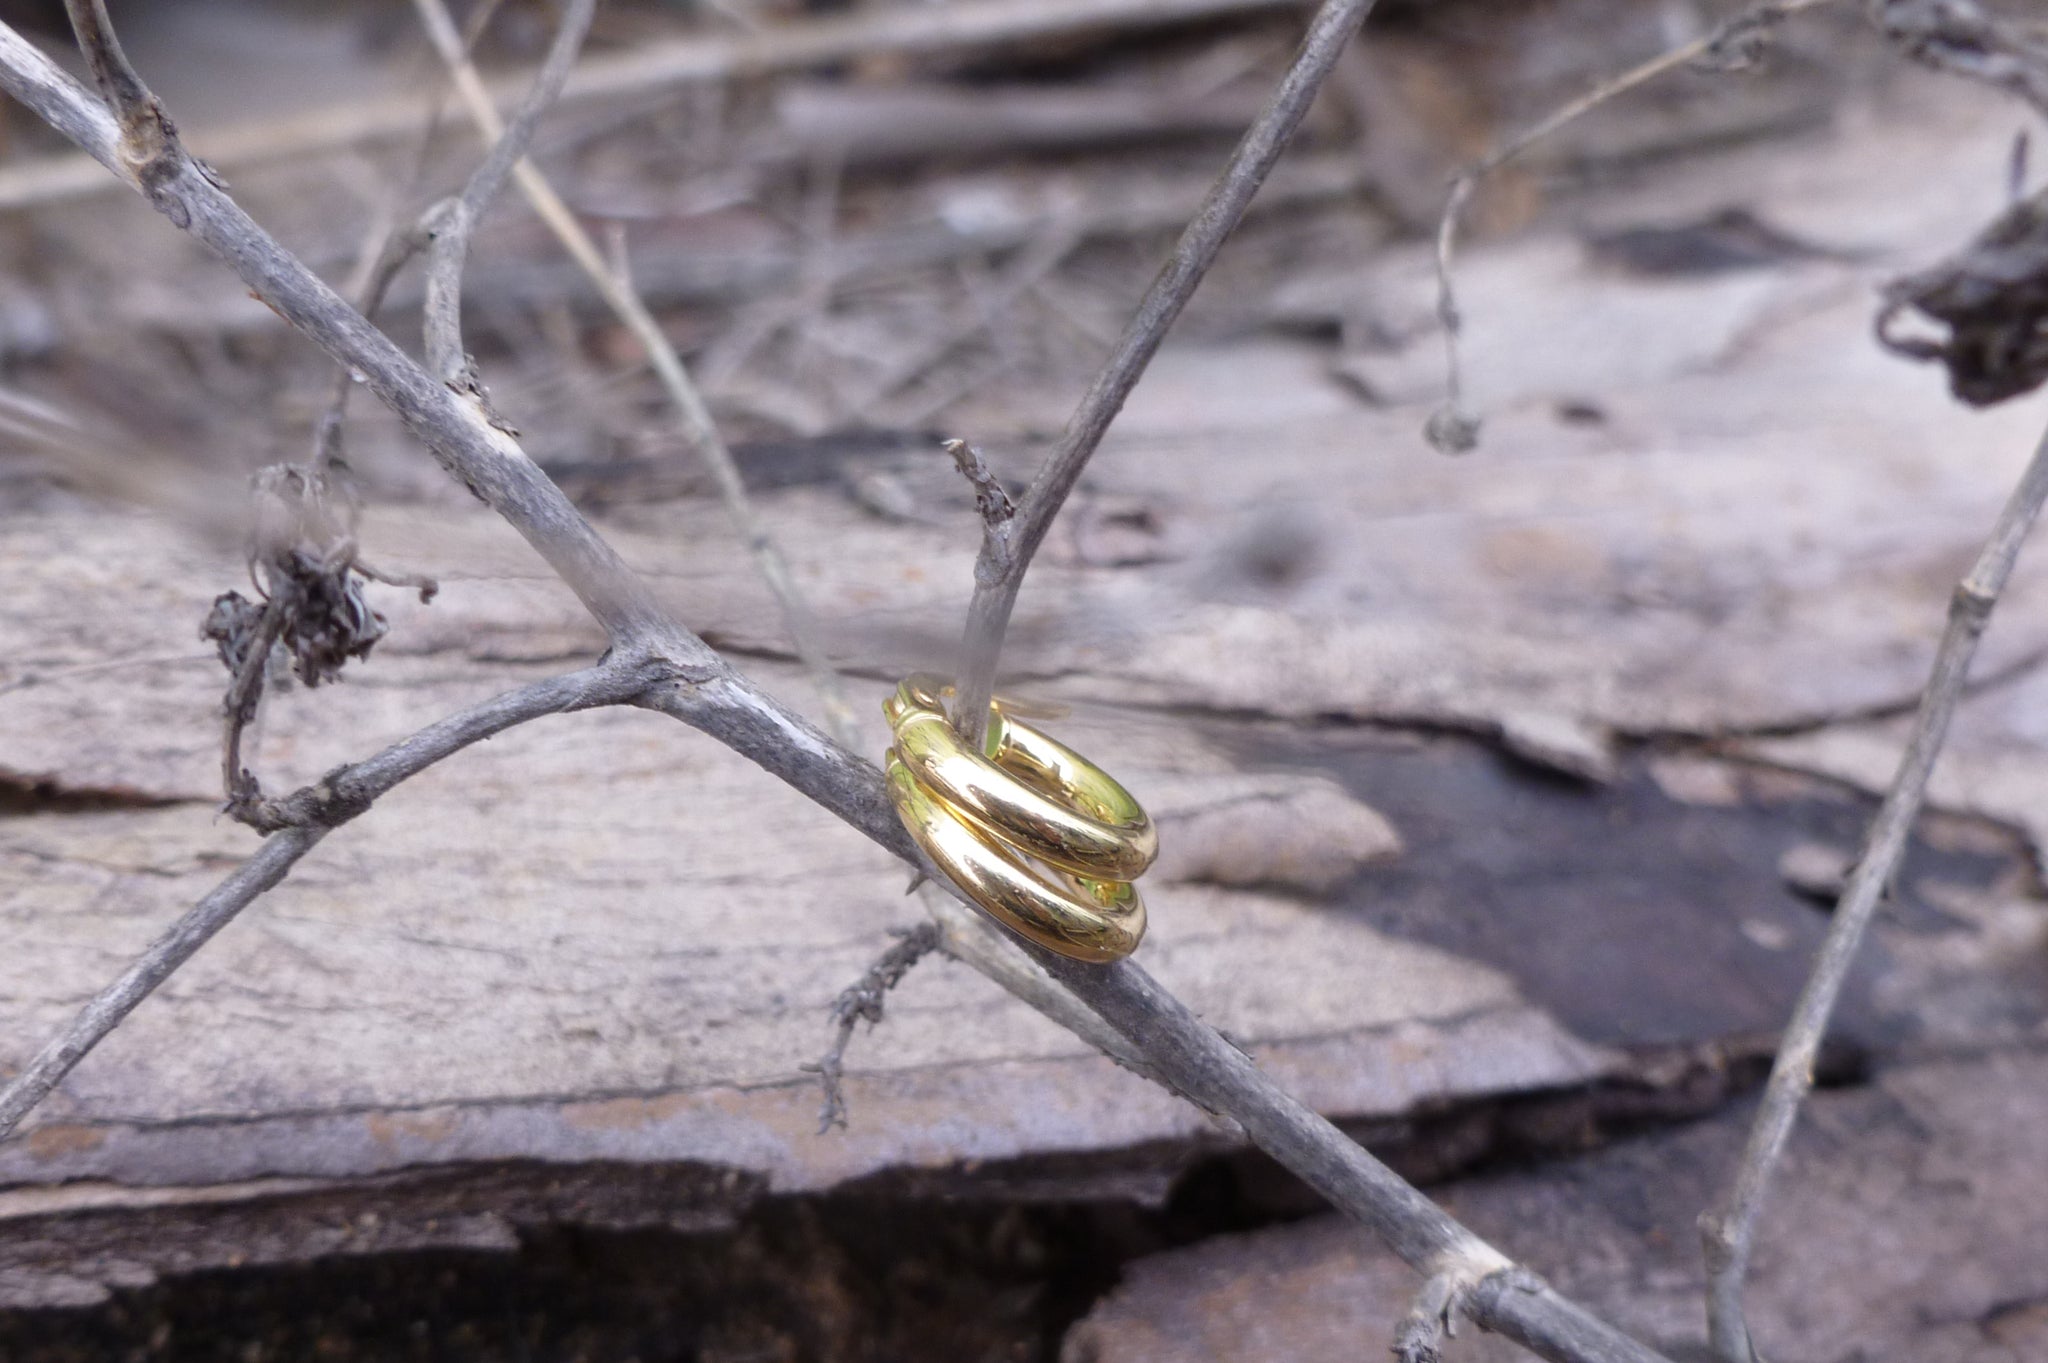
[884,673,1154,963]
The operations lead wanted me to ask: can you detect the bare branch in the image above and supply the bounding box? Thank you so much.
[310,226,430,477]
[914,889,1148,1068]
[411,0,1152,1098]
[1396,1269,1468,1363]
[310,5,494,480]
[420,0,595,388]
[0,828,322,1143]
[1427,0,1838,452]
[211,588,289,810]
[943,437,1017,575]
[411,0,861,743]
[0,656,659,1141]
[638,682,1669,1363]
[1701,415,2048,1363]
[947,0,1381,747]
[809,922,944,1133]
[61,0,155,136]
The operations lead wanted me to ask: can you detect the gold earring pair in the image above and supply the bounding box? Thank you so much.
[884,674,1156,963]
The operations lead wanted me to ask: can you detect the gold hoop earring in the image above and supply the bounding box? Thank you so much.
[884,674,1155,963]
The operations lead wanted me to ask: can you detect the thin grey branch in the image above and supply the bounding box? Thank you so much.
[1700,416,2048,1363]
[311,4,488,480]
[0,23,1674,1361]
[810,922,944,1133]
[411,0,860,744]
[1427,0,1838,452]
[643,680,1669,1363]
[0,657,658,1141]
[312,223,432,477]
[1396,1269,1468,1363]
[409,0,1111,1059]
[217,587,290,809]
[943,437,1016,576]
[61,0,153,132]
[947,0,1381,747]
[0,827,323,1143]
[420,0,595,387]
[1468,1268,1660,1363]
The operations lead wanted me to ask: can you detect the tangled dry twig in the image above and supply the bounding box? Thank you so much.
[1879,183,2048,404]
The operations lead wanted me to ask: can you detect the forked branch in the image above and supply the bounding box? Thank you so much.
[405,0,1132,1066]
[409,0,857,741]
[0,655,662,1141]
[947,0,1382,747]
[809,922,944,1132]
[62,0,155,143]
[420,0,596,389]
[1427,0,1839,452]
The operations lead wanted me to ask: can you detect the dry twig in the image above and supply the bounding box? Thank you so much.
[808,922,944,1133]
[412,0,857,741]
[1426,0,1838,452]
[408,0,1127,1070]
[1699,18,2048,1362]
[1394,1269,1471,1363]
[948,0,1383,748]
[0,656,661,1140]
[420,0,596,392]
[1700,418,2048,1361]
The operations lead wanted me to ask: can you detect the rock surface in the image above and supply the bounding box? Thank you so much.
[1066,1051,2048,1363]
[4,36,2048,1346]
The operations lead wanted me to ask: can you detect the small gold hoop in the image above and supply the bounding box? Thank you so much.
[884,674,1154,963]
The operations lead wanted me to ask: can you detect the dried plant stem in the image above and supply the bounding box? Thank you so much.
[810,923,944,1132]
[61,0,152,131]
[411,0,857,741]
[420,0,595,387]
[1395,1269,1470,1363]
[1428,0,1839,450]
[409,0,1115,1054]
[311,228,429,477]
[1700,416,2048,1363]
[0,829,322,1140]
[0,658,658,1142]
[218,591,290,805]
[949,0,1381,747]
